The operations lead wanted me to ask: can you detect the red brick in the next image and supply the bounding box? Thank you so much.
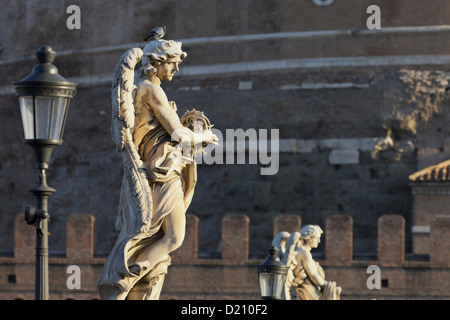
[221,214,249,262]
[66,214,95,259]
[273,214,301,238]
[430,215,450,266]
[325,214,353,263]
[377,215,405,265]
[14,214,35,260]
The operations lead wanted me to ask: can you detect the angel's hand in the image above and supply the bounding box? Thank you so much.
[202,130,219,146]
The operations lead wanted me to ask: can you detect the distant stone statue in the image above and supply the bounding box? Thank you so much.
[98,27,218,300]
[272,225,342,300]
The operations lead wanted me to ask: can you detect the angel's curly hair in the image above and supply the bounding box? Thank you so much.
[138,39,187,78]
[300,225,323,244]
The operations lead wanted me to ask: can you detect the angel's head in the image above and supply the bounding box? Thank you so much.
[140,39,187,81]
[300,225,323,249]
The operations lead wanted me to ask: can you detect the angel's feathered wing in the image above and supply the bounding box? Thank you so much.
[111,48,142,150]
[271,231,290,261]
[272,231,302,300]
[111,48,153,233]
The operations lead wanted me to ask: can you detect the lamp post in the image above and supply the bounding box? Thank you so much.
[13,45,77,300]
[256,246,289,300]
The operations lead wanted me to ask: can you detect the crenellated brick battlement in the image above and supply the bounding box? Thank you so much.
[1,213,449,300]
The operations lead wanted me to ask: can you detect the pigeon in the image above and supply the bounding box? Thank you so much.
[144,26,167,42]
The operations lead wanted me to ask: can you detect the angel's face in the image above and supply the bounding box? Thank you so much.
[306,234,321,249]
[156,56,181,81]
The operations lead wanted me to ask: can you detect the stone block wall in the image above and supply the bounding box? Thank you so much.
[3,0,450,265]
[2,0,450,300]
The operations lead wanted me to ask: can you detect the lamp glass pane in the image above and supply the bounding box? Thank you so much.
[258,272,273,298]
[49,97,69,140]
[272,272,287,298]
[35,97,53,139]
[19,96,35,139]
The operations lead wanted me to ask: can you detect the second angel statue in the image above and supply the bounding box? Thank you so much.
[98,27,218,300]
[272,225,342,300]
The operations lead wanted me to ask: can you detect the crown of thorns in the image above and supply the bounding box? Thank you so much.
[180,109,213,130]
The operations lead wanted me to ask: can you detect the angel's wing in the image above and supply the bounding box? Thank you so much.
[276,231,302,300]
[271,231,293,300]
[111,47,143,152]
[121,129,153,232]
[111,48,153,233]
[284,232,301,266]
[271,231,291,262]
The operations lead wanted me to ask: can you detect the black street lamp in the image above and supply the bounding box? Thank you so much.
[13,45,77,300]
[256,246,289,300]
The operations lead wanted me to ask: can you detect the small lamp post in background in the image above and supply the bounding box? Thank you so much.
[256,246,289,300]
[13,45,77,300]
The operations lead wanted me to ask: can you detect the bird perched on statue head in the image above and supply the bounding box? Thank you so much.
[144,26,167,42]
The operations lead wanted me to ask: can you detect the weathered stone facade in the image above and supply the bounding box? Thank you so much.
[1,0,450,299]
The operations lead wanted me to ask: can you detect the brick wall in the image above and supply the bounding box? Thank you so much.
[2,0,450,300]
[3,0,450,264]
[1,212,449,300]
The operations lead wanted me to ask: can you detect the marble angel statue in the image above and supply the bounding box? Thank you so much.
[98,27,218,300]
[272,225,342,300]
